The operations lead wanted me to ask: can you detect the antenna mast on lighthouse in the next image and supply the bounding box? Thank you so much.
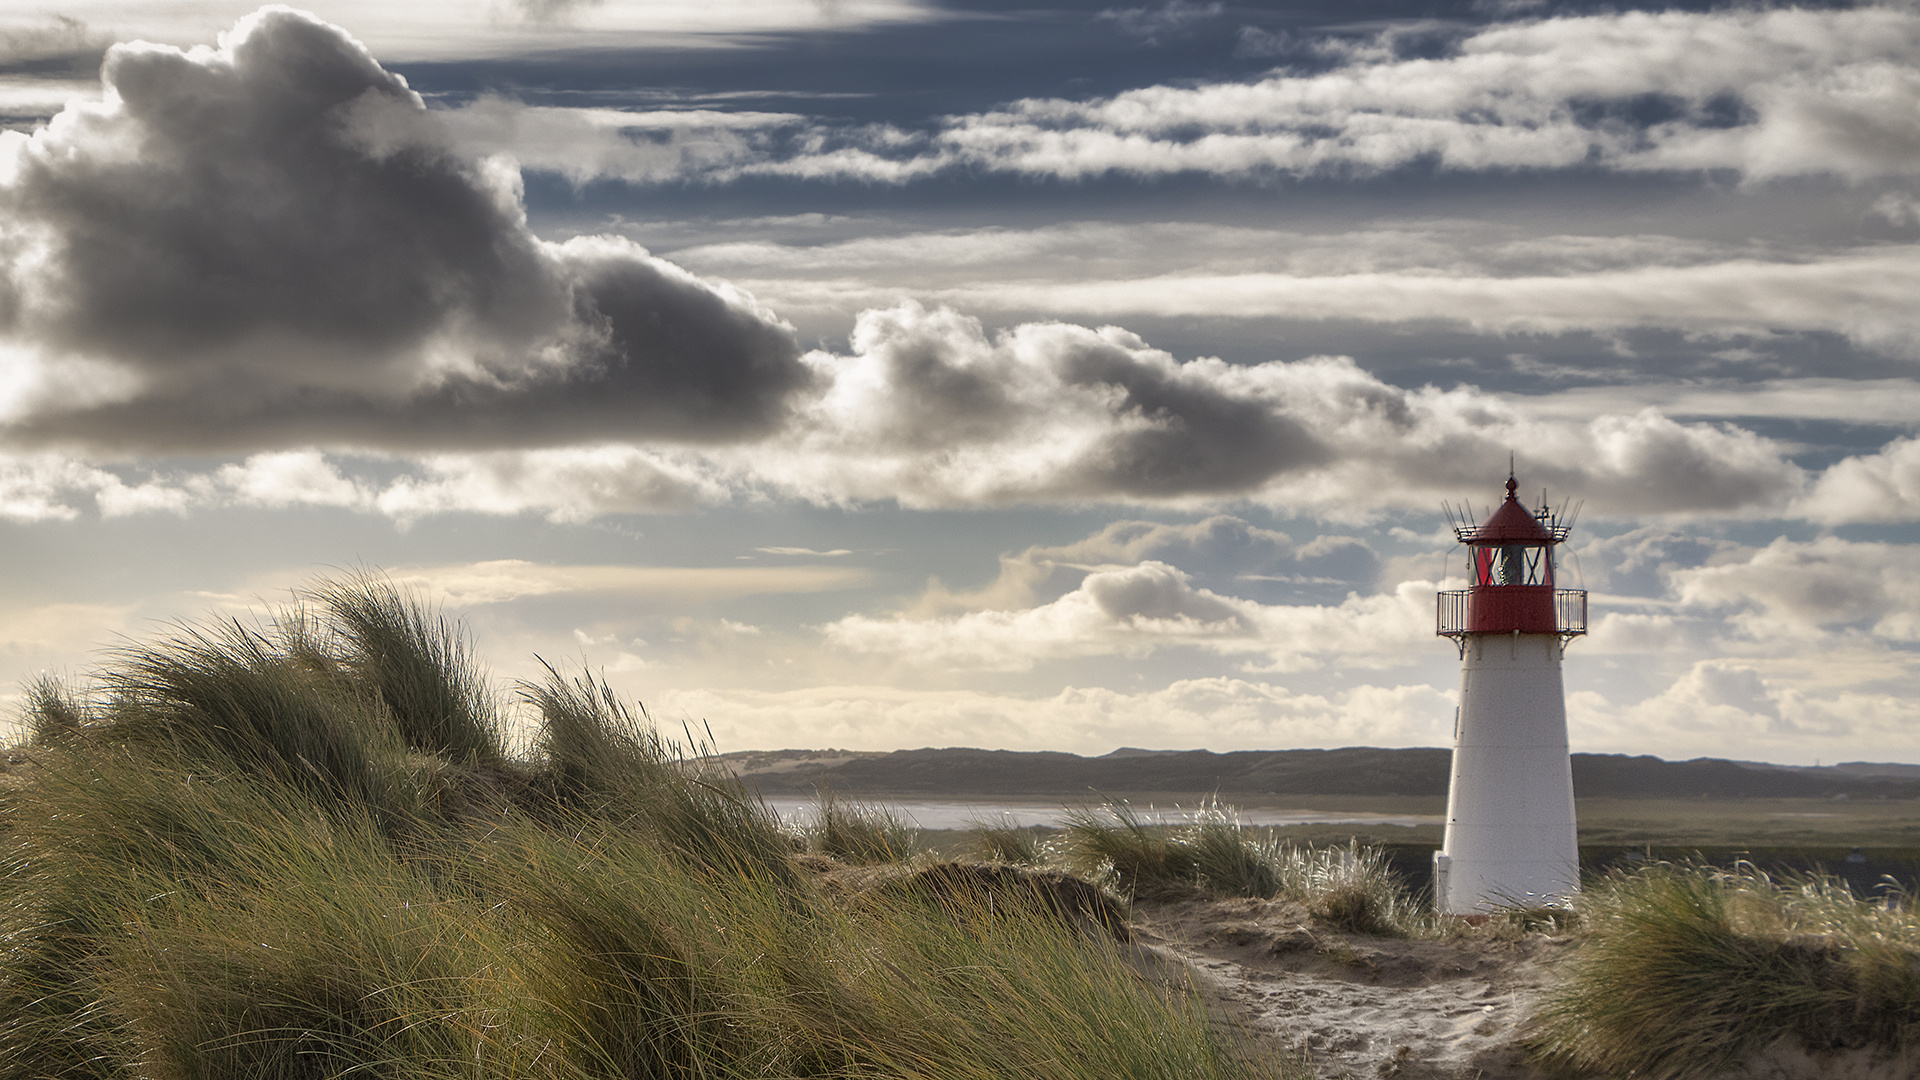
[1433,471,1587,913]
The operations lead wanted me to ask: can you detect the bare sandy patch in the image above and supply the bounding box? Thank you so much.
[1135,895,1562,1079]
[1136,895,1920,1080]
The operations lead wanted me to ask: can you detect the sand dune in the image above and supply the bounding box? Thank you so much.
[1134,896,1920,1080]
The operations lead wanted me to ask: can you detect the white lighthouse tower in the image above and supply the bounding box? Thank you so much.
[1433,474,1587,914]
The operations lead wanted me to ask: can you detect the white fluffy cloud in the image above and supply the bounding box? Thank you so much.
[1570,654,1920,761]
[825,553,1437,673]
[1670,536,1920,642]
[909,515,1354,616]
[827,561,1258,670]
[1796,437,1920,524]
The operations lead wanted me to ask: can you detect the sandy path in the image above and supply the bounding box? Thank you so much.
[1132,896,1566,1080]
[1133,895,1920,1080]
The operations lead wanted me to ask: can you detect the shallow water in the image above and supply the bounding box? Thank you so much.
[762,797,1440,831]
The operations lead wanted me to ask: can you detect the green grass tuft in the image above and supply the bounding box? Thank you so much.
[1531,861,1920,1079]
[1064,801,1199,897]
[522,663,799,883]
[1062,801,1428,935]
[807,789,920,864]
[100,618,418,824]
[312,572,506,766]
[968,818,1045,865]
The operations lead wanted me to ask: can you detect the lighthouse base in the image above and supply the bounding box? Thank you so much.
[1437,632,1579,914]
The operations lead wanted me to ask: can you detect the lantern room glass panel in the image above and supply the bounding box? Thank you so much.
[1471,545,1554,587]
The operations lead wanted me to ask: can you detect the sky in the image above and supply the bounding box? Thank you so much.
[0,0,1916,764]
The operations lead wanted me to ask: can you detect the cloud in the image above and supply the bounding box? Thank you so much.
[0,2,942,65]
[1569,653,1920,761]
[677,223,1920,364]
[909,515,1370,617]
[1798,437,1920,523]
[0,7,812,454]
[826,558,1437,673]
[484,6,1910,187]
[388,559,873,607]
[0,16,106,75]
[512,0,607,26]
[909,250,1920,359]
[0,295,1823,522]
[736,302,1804,516]
[1669,536,1920,641]
[433,97,801,185]
[1099,1,1225,44]
[1572,525,1733,598]
[371,447,730,522]
[937,7,1920,183]
[1623,661,1784,733]
[666,676,1456,754]
[0,9,1877,522]
[752,302,1331,505]
[827,560,1257,670]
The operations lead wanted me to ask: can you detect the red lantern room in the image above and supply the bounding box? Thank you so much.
[1438,475,1586,649]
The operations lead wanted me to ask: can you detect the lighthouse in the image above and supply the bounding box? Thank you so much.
[1433,474,1587,914]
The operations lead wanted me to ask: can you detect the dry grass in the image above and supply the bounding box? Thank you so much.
[0,575,1296,1080]
[1531,861,1920,1078]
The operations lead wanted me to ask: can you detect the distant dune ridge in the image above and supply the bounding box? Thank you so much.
[721,746,1920,800]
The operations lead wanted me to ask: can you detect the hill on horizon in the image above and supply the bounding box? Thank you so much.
[717,746,1920,801]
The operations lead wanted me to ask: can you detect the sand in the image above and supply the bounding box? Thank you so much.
[1134,896,1559,1079]
[1133,895,1920,1080]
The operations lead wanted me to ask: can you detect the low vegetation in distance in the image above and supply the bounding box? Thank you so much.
[0,573,1915,1080]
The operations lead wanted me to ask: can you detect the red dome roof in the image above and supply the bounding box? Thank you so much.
[1469,477,1553,543]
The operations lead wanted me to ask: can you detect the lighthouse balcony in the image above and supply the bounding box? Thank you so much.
[1438,587,1587,640]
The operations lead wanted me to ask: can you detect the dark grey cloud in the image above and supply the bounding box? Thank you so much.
[0,7,810,453]
[512,0,607,26]
[793,302,1804,514]
[0,16,105,77]
[1054,337,1329,497]
[812,305,1329,503]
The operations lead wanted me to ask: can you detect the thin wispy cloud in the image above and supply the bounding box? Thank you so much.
[452,7,1920,185]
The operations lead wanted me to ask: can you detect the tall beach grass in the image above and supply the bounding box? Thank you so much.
[0,575,1295,1080]
[1532,860,1920,1079]
[1058,800,1429,936]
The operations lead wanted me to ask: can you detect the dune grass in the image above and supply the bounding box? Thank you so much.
[1059,800,1429,936]
[804,789,921,864]
[1531,861,1920,1079]
[969,819,1046,865]
[0,575,1292,1080]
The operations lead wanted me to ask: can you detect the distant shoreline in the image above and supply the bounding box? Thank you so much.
[719,745,1920,801]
